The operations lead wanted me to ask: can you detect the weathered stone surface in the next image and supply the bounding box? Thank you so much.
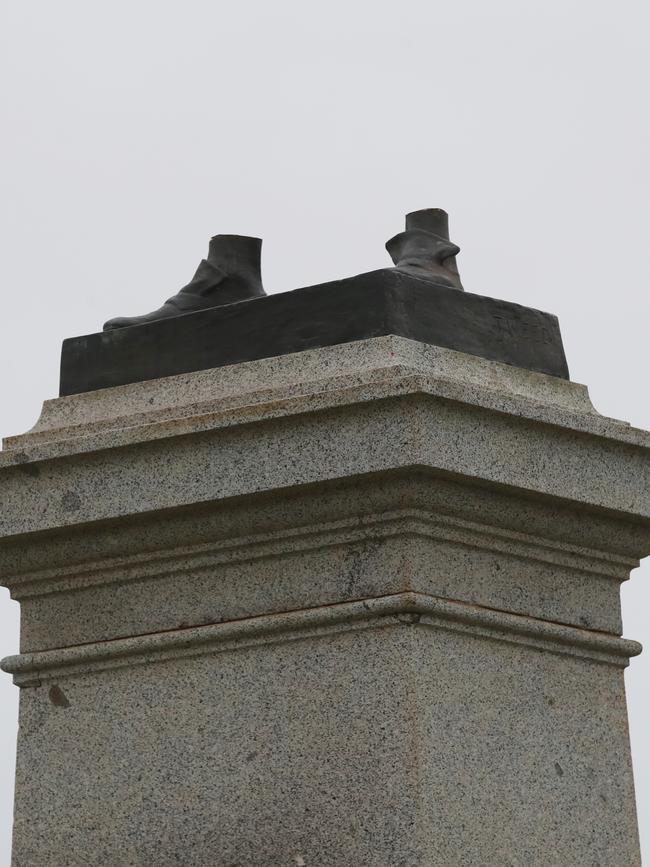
[2,337,648,542]
[3,596,642,867]
[2,336,649,866]
[1,471,639,653]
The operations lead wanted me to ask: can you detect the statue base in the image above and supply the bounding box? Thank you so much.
[2,336,647,866]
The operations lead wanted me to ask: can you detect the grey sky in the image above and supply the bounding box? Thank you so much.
[1,0,649,863]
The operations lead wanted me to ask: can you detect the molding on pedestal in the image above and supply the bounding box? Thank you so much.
[3,507,636,602]
[2,592,641,687]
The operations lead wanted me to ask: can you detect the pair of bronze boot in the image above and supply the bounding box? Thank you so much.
[103,208,463,331]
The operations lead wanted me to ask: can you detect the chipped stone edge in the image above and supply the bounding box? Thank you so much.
[2,592,641,686]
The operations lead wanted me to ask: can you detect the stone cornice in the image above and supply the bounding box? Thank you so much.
[3,507,636,601]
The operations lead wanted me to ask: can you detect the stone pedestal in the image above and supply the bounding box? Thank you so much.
[1,335,649,866]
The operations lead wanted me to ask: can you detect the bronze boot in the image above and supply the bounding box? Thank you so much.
[386,208,464,290]
[103,234,266,330]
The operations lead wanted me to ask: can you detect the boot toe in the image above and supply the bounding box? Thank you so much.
[103,315,144,331]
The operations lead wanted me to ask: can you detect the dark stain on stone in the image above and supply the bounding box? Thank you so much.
[554,761,564,777]
[61,491,82,512]
[13,452,41,478]
[343,545,366,596]
[49,685,71,708]
[246,751,258,762]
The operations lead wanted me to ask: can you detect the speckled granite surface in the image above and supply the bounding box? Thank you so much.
[1,336,649,866]
[4,601,641,866]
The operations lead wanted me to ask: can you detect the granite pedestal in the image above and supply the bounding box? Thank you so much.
[1,336,649,866]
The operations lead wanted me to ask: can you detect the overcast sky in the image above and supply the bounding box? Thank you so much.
[1,1,649,863]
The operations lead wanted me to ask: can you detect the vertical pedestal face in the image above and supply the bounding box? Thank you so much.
[8,613,640,867]
[2,337,649,866]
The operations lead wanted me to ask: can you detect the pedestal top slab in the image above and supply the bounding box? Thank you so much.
[1,337,649,542]
[2,335,639,454]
